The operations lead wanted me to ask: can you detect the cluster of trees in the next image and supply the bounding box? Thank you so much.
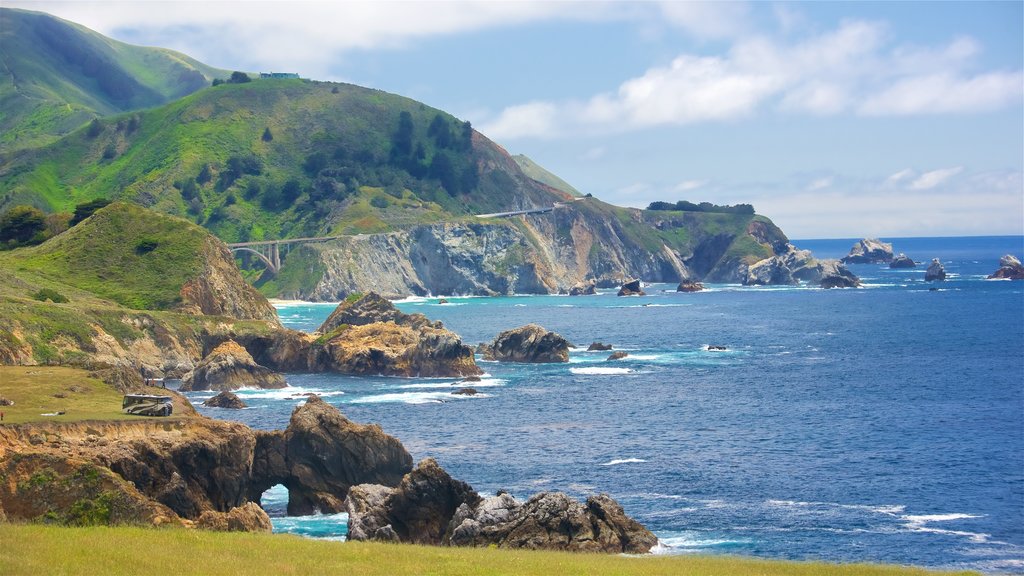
[646,200,755,215]
[212,71,252,86]
[0,199,110,250]
[388,111,478,197]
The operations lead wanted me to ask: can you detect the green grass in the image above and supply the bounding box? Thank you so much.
[0,366,179,424]
[0,524,978,576]
[2,202,208,310]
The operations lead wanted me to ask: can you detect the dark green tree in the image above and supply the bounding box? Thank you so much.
[86,118,103,138]
[0,205,47,246]
[391,111,414,158]
[196,164,212,185]
[229,71,251,84]
[70,198,112,226]
[262,127,273,142]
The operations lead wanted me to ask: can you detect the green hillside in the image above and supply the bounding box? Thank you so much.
[513,154,581,197]
[0,8,227,151]
[2,202,208,310]
[0,79,567,242]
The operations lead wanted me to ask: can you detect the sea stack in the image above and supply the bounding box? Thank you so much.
[988,255,1024,280]
[890,254,916,269]
[617,279,645,296]
[925,259,946,281]
[841,238,894,264]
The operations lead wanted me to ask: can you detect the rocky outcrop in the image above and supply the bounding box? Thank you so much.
[890,254,916,268]
[818,261,862,288]
[179,340,286,392]
[841,238,894,264]
[745,256,796,286]
[676,281,703,292]
[587,342,612,351]
[484,324,571,363]
[251,396,413,515]
[617,279,646,296]
[196,502,272,532]
[568,281,597,296]
[607,351,629,361]
[318,292,439,333]
[178,236,281,324]
[203,391,247,409]
[310,293,480,378]
[925,259,946,281]
[347,461,657,554]
[988,255,1024,280]
[0,398,413,529]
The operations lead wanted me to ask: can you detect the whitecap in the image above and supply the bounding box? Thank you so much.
[652,531,751,554]
[600,458,647,466]
[348,390,486,404]
[901,513,989,543]
[570,367,633,375]
[393,378,506,390]
[234,386,345,400]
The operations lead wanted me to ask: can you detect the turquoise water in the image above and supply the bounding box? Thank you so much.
[185,236,1024,573]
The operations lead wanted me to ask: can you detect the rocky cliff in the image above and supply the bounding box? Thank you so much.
[279,199,794,300]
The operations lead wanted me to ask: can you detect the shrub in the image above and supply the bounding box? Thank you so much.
[0,205,46,246]
[262,127,273,142]
[229,71,252,84]
[31,288,69,303]
[370,196,389,209]
[86,119,103,138]
[70,199,111,226]
[134,238,159,254]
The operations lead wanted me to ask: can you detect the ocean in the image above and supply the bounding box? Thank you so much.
[182,236,1024,574]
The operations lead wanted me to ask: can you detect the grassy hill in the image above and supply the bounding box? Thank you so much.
[0,8,227,152]
[513,154,581,197]
[0,78,568,243]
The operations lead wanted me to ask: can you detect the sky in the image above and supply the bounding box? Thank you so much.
[8,1,1024,239]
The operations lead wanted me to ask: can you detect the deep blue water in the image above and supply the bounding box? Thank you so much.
[184,236,1024,574]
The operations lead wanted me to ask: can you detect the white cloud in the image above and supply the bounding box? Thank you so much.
[909,167,964,190]
[658,1,751,40]
[674,179,708,192]
[481,18,1023,140]
[886,169,916,184]
[806,177,832,191]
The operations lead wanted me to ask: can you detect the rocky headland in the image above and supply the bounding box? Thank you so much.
[180,340,286,392]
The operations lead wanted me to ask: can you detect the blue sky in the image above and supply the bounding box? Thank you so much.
[11,1,1023,238]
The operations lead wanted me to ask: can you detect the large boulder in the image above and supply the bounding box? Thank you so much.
[818,260,862,288]
[925,258,946,281]
[568,281,597,296]
[179,340,286,392]
[617,279,645,296]
[890,254,916,269]
[345,458,481,545]
[485,324,571,363]
[313,293,480,377]
[203,391,247,409]
[347,462,657,554]
[195,502,272,532]
[841,238,894,264]
[988,255,1024,280]
[676,281,704,292]
[252,395,414,515]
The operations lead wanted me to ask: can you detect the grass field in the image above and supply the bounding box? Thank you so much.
[0,366,184,425]
[0,524,979,576]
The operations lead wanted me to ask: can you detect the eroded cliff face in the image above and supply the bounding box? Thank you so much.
[177,236,281,323]
[287,201,791,300]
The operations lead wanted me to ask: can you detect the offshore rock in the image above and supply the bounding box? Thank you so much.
[841,238,894,264]
[313,293,480,377]
[676,281,704,292]
[988,254,1024,280]
[346,461,657,553]
[617,279,645,296]
[818,261,862,289]
[252,396,414,515]
[179,340,286,392]
[345,458,481,545]
[486,324,571,363]
[925,258,947,282]
[203,391,247,409]
[607,351,629,361]
[587,342,612,351]
[568,281,597,296]
[318,292,439,333]
[890,254,916,269]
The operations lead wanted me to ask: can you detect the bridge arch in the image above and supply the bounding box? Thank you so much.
[231,247,278,273]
